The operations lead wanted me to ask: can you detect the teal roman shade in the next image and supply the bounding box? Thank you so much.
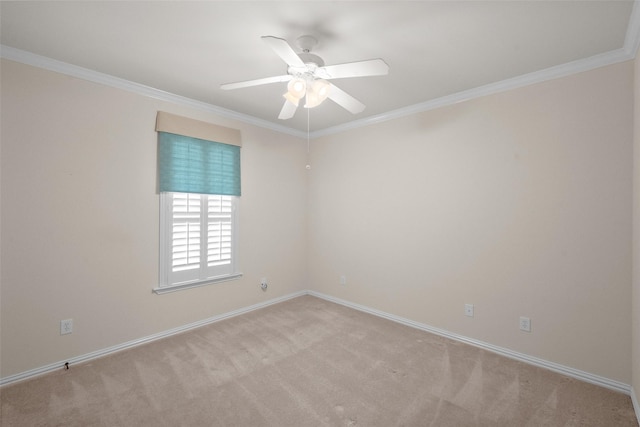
[156,112,241,196]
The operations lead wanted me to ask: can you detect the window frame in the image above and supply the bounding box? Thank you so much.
[154,192,241,294]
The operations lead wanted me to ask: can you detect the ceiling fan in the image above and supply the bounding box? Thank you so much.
[220,35,389,120]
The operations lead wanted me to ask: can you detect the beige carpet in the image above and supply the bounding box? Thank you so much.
[1,295,637,426]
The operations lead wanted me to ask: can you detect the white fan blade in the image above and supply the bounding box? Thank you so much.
[278,100,297,120]
[221,74,292,90]
[261,36,305,68]
[328,83,365,114]
[316,59,389,79]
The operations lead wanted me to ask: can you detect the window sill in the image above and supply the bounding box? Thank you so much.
[153,273,243,295]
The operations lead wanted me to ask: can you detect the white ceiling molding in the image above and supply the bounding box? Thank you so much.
[0,45,307,139]
[312,47,633,139]
[2,1,639,142]
[315,1,640,139]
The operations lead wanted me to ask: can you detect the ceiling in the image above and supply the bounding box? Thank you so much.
[1,1,639,136]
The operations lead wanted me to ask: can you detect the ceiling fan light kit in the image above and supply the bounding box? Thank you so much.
[304,79,331,109]
[220,35,389,120]
[287,78,307,99]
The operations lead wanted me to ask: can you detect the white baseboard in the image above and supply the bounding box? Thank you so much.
[307,291,633,396]
[632,387,640,425]
[0,291,307,387]
[1,289,633,399]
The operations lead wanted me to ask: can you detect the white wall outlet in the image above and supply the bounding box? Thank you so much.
[60,319,73,335]
[260,278,268,291]
[519,316,531,332]
[464,304,474,317]
[339,275,347,286]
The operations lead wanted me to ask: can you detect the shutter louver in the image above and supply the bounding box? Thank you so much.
[207,195,233,267]
[171,193,201,272]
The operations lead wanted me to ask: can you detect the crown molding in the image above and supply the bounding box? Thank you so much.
[312,45,634,138]
[312,0,640,138]
[0,45,307,139]
[3,0,639,142]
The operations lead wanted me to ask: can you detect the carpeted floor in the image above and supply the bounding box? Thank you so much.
[1,295,638,426]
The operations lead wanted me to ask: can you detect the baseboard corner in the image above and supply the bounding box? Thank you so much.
[631,386,640,424]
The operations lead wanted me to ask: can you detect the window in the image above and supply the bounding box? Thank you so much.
[157,192,240,292]
[154,111,242,294]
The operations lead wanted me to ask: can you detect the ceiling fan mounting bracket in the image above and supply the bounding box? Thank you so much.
[296,35,318,53]
[295,35,324,69]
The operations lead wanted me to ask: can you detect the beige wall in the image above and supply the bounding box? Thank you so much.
[308,62,633,383]
[0,59,308,377]
[1,56,636,388]
[633,52,640,399]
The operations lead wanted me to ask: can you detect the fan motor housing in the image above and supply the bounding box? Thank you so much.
[298,53,324,68]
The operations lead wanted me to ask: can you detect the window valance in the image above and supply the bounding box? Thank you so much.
[156,112,241,196]
[156,111,241,147]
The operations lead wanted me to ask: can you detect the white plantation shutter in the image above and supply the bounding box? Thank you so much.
[159,192,238,291]
[172,193,201,272]
[207,196,232,268]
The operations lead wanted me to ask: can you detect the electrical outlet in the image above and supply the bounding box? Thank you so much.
[519,316,531,332]
[60,319,73,335]
[464,304,474,317]
[260,278,268,291]
[339,275,347,286]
